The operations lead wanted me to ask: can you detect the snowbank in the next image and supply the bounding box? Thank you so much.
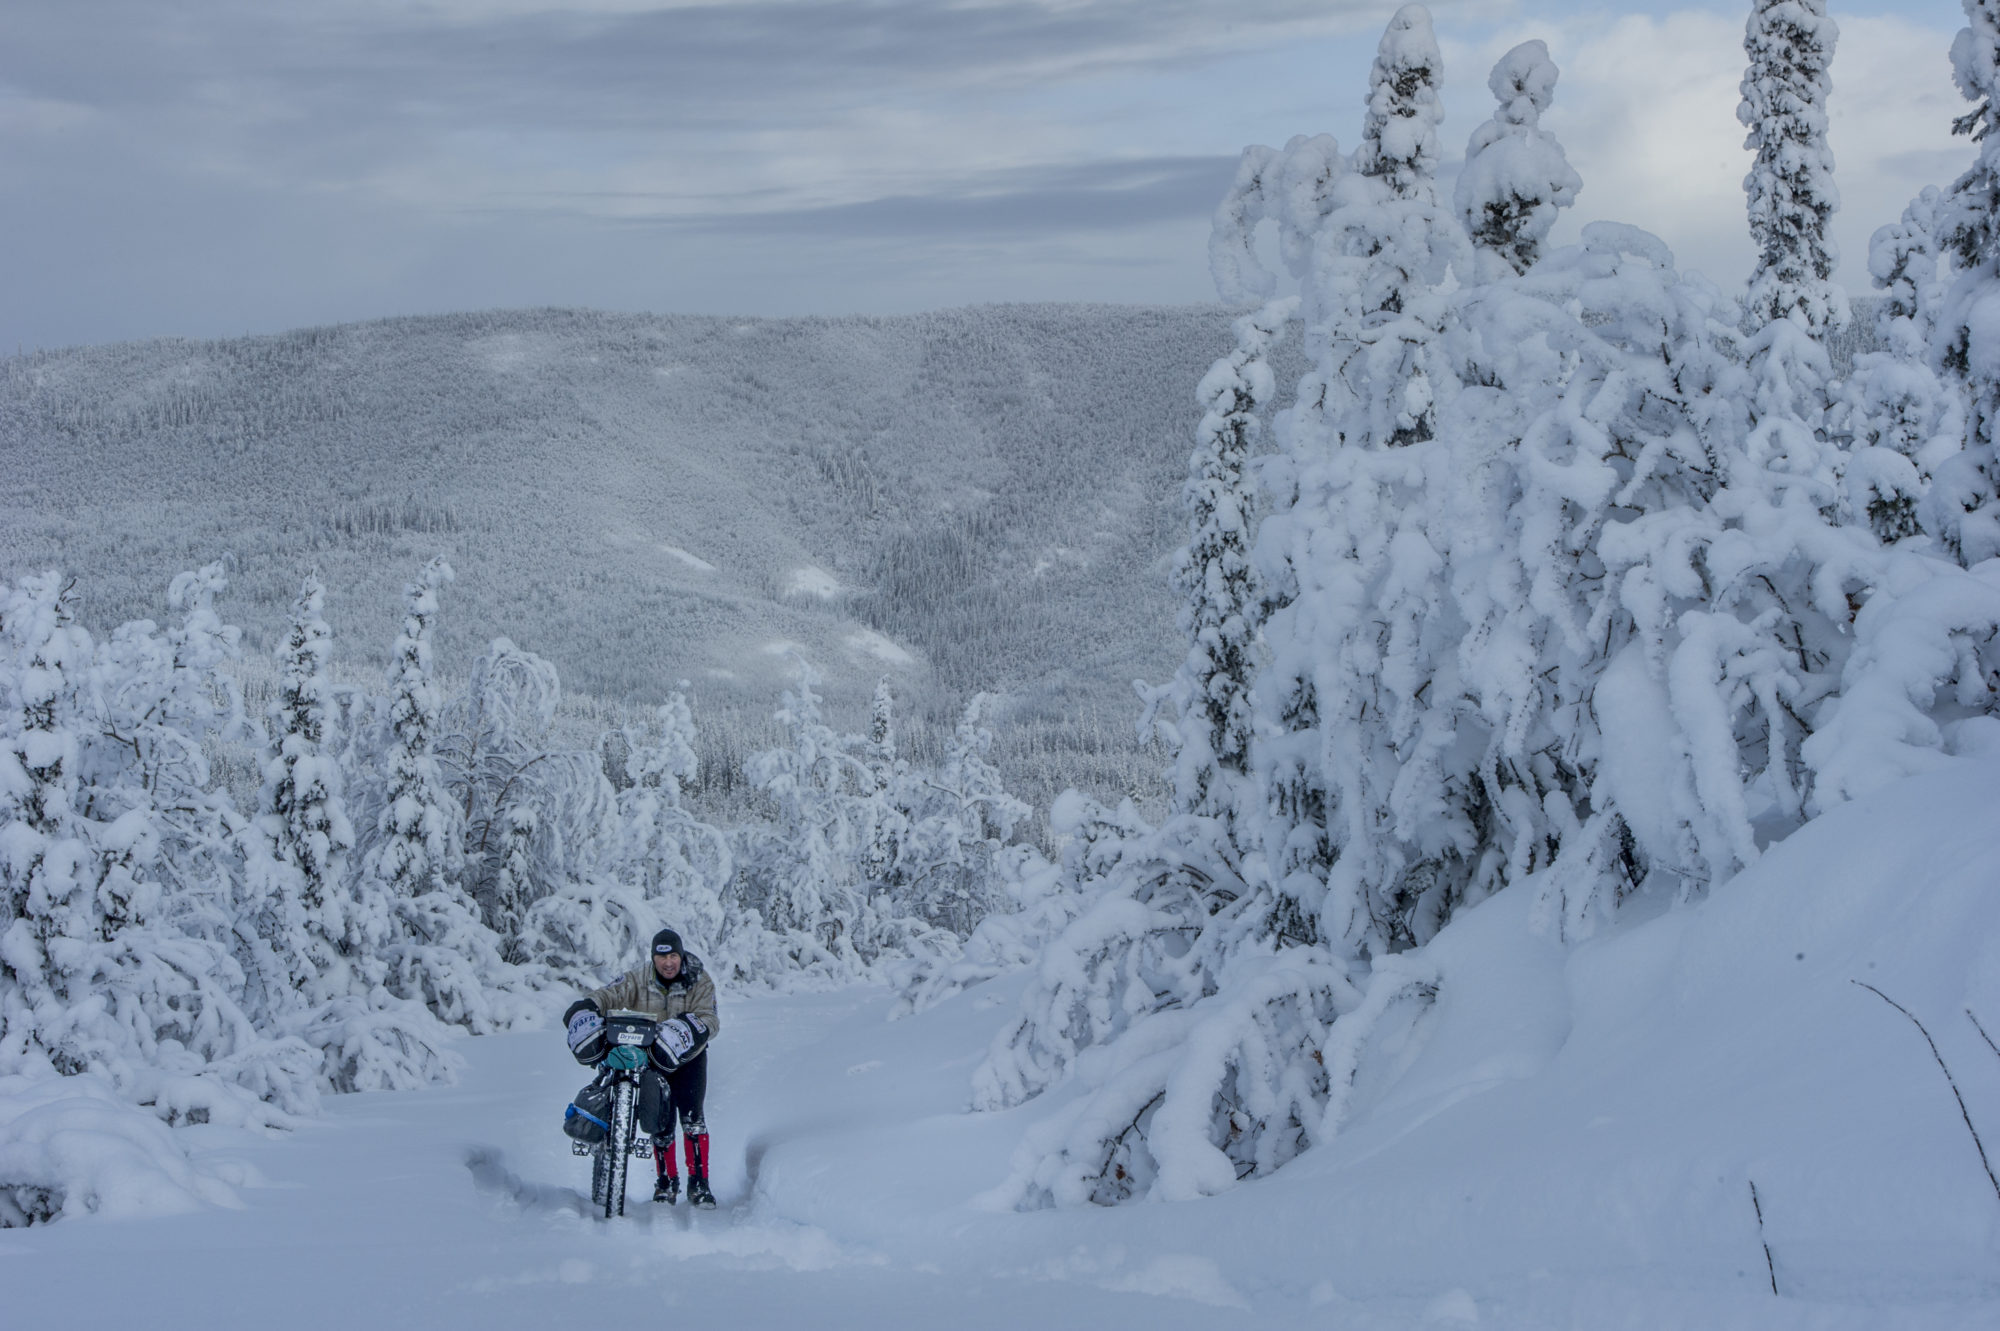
[0,1072,241,1225]
[763,761,2000,1319]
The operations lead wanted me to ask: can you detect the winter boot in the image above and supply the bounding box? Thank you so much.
[683,1126,715,1209]
[652,1133,678,1204]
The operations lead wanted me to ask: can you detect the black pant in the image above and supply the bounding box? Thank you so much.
[636,1050,706,1139]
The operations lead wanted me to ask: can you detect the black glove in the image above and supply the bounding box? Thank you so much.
[650,1014,708,1070]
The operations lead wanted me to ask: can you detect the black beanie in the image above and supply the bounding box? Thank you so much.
[651,928,683,956]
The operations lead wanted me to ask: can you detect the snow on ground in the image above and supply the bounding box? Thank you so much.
[787,566,844,599]
[845,629,914,667]
[659,545,717,573]
[7,765,2000,1329]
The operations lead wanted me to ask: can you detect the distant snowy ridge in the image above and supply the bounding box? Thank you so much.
[0,303,1247,808]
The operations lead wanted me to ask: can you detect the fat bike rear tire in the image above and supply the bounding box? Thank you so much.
[603,1078,637,1218]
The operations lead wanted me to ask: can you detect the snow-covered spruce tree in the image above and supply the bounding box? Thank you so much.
[1448,224,1741,935]
[1933,0,2000,565]
[1836,188,1966,543]
[1248,0,1474,958]
[0,574,318,1127]
[1714,0,1886,883]
[865,677,898,782]
[241,574,353,1018]
[1151,298,1292,859]
[1877,186,1951,356]
[975,7,1464,1208]
[613,691,729,937]
[1454,40,1581,280]
[362,559,507,1031]
[1739,0,1848,338]
[1454,190,1874,937]
[486,804,537,960]
[857,678,911,905]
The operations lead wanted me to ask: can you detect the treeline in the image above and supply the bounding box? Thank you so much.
[0,557,1025,1223]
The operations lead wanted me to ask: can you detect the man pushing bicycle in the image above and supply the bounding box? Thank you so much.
[564,928,720,1207]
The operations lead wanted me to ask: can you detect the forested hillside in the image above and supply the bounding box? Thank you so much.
[1,304,1247,805]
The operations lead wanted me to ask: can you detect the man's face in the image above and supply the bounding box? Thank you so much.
[653,950,682,982]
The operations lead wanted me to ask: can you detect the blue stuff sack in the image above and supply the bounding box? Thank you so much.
[562,1081,612,1144]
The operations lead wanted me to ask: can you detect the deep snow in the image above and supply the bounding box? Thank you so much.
[7,764,2000,1329]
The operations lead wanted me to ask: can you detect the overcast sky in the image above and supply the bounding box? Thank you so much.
[0,0,1975,352]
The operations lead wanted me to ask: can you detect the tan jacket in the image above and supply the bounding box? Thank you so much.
[586,958,721,1038]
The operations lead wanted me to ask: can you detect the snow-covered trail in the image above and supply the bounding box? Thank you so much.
[0,983,1265,1331]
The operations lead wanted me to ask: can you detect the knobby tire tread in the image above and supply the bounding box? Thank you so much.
[606,1078,636,1218]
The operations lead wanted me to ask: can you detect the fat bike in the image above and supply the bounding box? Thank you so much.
[573,1010,661,1219]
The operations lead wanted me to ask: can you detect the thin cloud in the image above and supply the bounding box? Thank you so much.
[494,155,1241,238]
[5,1,1419,127]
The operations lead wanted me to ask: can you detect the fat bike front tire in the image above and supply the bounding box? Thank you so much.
[603,1077,637,1218]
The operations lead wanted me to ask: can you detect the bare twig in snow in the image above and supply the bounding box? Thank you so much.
[1749,1179,1778,1296]
[1851,981,2000,1205]
[1968,1008,2000,1065]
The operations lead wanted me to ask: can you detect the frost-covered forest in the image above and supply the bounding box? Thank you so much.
[7,1,2000,1324]
[969,0,2000,1210]
[0,303,1240,814]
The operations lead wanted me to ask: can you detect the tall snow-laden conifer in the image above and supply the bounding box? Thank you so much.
[1936,0,2000,565]
[611,690,727,947]
[365,559,505,1031]
[1,573,111,1079]
[860,678,904,873]
[865,678,897,783]
[244,574,354,1016]
[1251,0,1472,956]
[1740,0,1847,339]
[978,6,1467,1210]
[1877,188,1950,355]
[1839,190,1965,543]
[1159,297,1291,854]
[1709,0,1878,887]
[1450,223,1756,935]
[1455,40,1581,279]
[363,559,456,922]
